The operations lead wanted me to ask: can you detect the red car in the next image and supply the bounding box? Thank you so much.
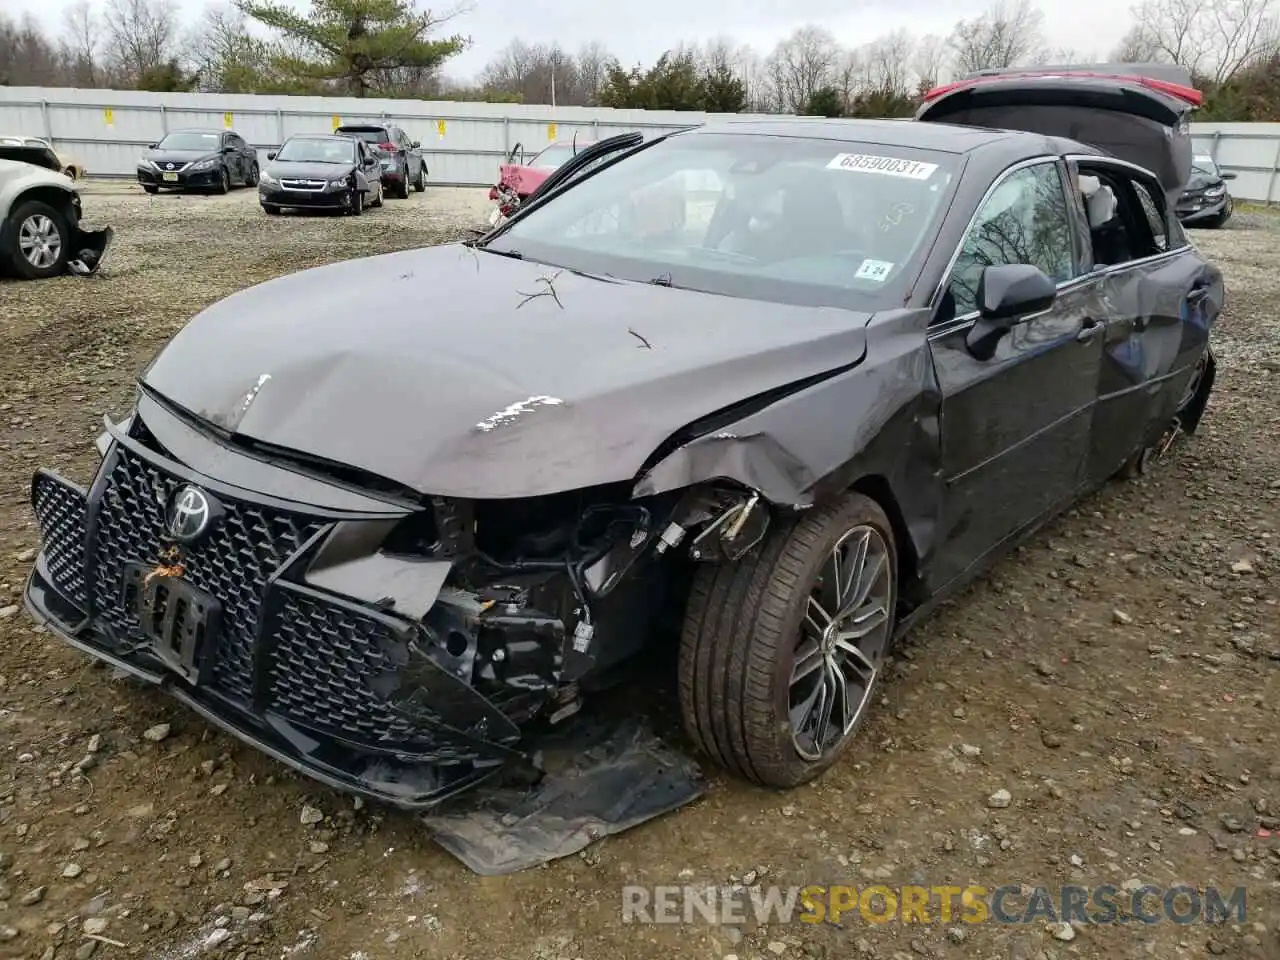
[488,140,596,217]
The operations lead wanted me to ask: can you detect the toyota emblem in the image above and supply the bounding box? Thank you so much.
[165,485,213,542]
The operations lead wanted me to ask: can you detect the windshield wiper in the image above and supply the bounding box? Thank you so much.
[478,246,523,260]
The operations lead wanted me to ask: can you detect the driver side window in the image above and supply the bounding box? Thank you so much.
[949,162,1074,318]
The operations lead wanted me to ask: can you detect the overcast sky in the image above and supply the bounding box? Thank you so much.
[9,0,1130,81]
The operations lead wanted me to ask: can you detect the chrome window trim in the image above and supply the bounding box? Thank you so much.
[1065,152,1193,255]
[928,152,1194,340]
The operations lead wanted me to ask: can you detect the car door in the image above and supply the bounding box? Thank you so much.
[221,133,243,183]
[401,126,422,178]
[237,135,256,176]
[926,157,1106,591]
[1072,157,1224,484]
[357,141,379,196]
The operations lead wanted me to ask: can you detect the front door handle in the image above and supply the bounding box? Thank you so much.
[1076,319,1104,343]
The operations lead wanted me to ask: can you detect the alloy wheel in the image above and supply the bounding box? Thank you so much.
[788,524,893,761]
[18,214,62,269]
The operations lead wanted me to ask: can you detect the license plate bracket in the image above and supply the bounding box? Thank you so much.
[162,172,178,182]
[122,561,221,684]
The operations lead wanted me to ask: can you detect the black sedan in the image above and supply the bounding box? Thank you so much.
[258,134,384,215]
[24,66,1222,869]
[136,129,259,194]
[1176,153,1237,228]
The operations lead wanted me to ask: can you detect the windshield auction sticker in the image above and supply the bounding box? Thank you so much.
[855,259,895,282]
[827,154,938,179]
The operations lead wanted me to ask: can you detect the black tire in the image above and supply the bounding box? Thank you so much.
[143,184,159,195]
[395,169,410,199]
[413,164,426,192]
[3,200,70,280]
[248,162,260,187]
[371,181,383,208]
[261,203,280,215]
[679,492,898,788]
[348,187,363,216]
[216,167,230,194]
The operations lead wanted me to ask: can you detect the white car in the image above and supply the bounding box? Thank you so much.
[0,135,88,180]
[0,156,110,279]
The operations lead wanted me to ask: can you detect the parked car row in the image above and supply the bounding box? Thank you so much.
[134,124,429,216]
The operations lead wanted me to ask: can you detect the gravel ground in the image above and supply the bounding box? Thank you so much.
[0,184,1278,960]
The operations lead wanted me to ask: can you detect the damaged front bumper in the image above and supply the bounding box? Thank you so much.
[23,435,546,810]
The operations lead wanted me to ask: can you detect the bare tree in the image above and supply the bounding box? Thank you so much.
[102,0,180,83]
[0,13,69,86]
[1209,0,1279,82]
[59,1,99,86]
[765,25,841,111]
[1111,23,1168,61]
[576,40,611,103]
[1126,0,1277,82]
[912,33,948,91]
[948,0,1045,74]
[866,28,915,96]
[1126,0,1211,73]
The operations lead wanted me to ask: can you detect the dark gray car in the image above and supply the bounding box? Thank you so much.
[24,66,1223,871]
[258,134,384,215]
[335,122,427,198]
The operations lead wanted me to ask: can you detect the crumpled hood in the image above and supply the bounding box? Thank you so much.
[141,245,871,498]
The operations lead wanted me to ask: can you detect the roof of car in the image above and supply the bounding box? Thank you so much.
[694,117,1018,154]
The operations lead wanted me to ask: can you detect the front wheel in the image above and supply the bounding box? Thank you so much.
[348,187,364,216]
[371,180,383,208]
[4,200,70,280]
[216,167,230,194]
[413,164,426,192]
[679,492,897,788]
[247,163,260,187]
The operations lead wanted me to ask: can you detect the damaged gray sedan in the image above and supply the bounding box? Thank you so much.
[25,66,1223,869]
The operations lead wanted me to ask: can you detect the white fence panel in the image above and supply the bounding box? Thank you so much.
[5,86,1280,200]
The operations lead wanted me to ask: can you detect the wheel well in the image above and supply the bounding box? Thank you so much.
[848,474,923,606]
[12,185,75,220]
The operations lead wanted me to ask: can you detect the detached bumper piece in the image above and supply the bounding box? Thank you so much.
[24,441,529,810]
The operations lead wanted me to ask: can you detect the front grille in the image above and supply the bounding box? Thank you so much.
[280,179,326,190]
[31,473,89,608]
[31,443,530,765]
[92,446,327,702]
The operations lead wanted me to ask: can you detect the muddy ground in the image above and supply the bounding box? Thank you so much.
[0,183,1277,960]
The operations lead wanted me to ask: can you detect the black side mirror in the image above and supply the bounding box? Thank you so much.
[266,151,276,160]
[148,142,159,149]
[1221,171,1237,180]
[411,140,420,148]
[965,263,1057,361]
[222,145,235,153]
